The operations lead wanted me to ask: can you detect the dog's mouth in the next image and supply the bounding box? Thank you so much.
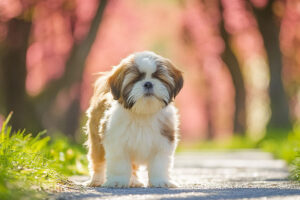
[143,92,168,106]
[144,92,154,97]
[144,90,154,97]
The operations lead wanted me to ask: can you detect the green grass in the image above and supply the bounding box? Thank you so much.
[0,114,88,200]
[47,135,88,176]
[259,128,300,181]
[291,150,300,181]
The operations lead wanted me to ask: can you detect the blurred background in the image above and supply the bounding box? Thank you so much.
[0,0,300,144]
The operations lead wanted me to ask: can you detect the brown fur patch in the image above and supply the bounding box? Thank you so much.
[86,76,112,174]
[162,59,183,98]
[153,60,183,102]
[108,59,146,109]
[122,67,145,108]
[152,65,174,103]
[108,64,128,100]
[160,118,176,142]
[132,163,139,177]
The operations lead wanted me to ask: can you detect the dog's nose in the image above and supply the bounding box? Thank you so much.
[144,82,153,89]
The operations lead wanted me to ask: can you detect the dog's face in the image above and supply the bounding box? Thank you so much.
[108,52,183,114]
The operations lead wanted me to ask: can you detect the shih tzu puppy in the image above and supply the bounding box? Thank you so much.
[85,51,183,188]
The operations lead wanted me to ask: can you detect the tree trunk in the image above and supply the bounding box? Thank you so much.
[34,0,108,137]
[252,0,292,132]
[0,0,107,136]
[0,50,4,115]
[205,81,214,140]
[220,5,247,135]
[0,19,39,131]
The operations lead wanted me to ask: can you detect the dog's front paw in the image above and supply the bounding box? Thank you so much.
[149,179,178,188]
[84,179,103,187]
[102,177,130,188]
[130,176,144,187]
[84,173,105,187]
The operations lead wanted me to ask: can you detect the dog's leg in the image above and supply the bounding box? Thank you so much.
[148,151,177,188]
[102,153,131,188]
[85,98,108,187]
[85,133,106,187]
[85,143,106,187]
[130,164,144,187]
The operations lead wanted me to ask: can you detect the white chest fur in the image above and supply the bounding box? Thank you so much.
[103,103,176,164]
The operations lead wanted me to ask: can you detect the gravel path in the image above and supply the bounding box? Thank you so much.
[55,150,300,200]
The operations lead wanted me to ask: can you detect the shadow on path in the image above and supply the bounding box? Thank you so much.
[57,187,300,200]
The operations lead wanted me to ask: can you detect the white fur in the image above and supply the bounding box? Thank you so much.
[87,51,181,188]
[102,103,178,187]
[127,79,170,114]
[134,51,158,75]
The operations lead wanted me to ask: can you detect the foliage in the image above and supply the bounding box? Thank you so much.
[291,150,300,181]
[0,114,88,200]
[259,129,299,163]
[48,135,88,176]
[259,129,300,181]
[292,152,300,181]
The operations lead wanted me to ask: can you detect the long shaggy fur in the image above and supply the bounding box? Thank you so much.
[85,51,183,188]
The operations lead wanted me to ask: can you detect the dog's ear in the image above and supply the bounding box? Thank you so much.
[165,59,183,98]
[108,65,126,100]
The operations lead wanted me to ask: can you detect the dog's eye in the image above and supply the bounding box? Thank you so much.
[129,72,145,83]
[152,68,164,79]
[125,67,145,82]
[136,72,145,81]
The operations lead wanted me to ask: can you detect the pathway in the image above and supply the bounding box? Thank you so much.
[55,150,300,200]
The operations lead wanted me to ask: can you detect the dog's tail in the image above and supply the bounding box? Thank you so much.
[85,73,111,175]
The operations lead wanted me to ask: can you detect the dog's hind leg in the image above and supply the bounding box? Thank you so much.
[85,92,110,187]
[86,144,105,187]
[85,103,106,186]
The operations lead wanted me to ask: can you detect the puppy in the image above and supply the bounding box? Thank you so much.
[85,51,183,188]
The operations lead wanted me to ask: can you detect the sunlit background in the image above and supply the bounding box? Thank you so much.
[0,0,300,143]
